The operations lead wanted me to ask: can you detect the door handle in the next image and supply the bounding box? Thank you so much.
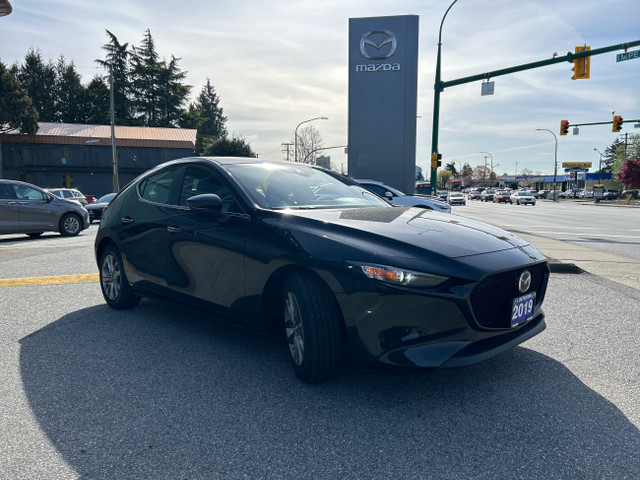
[4,201,17,205]
[121,217,134,225]
[17,201,28,205]
[167,225,182,234]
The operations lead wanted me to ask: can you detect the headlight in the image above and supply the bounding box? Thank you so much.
[353,263,448,288]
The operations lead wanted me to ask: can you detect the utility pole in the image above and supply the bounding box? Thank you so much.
[281,143,293,162]
[109,67,119,192]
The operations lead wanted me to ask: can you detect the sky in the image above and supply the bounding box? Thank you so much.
[1,0,639,177]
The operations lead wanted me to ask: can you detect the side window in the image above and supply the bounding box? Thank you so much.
[179,166,242,214]
[0,184,15,199]
[139,168,177,205]
[13,184,46,201]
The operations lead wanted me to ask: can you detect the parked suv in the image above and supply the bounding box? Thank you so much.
[0,180,90,237]
[47,187,88,205]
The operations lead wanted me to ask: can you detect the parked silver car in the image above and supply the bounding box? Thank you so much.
[355,179,452,213]
[46,187,88,205]
[0,179,90,237]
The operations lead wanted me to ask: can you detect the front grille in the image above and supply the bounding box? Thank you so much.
[469,262,549,329]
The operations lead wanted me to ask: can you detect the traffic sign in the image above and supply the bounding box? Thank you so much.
[562,162,592,168]
[617,50,640,62]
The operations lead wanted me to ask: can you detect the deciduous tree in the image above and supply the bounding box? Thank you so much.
[618,159,640,188]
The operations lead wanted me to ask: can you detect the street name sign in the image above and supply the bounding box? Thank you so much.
[617,50,640,62]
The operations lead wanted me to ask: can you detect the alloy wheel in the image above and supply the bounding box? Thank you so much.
[284,291,304,366]
[101,253,121,301]
[63,216,80,235]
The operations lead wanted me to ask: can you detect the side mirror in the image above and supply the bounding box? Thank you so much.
[186,193,223,212]
[384,191,394,199]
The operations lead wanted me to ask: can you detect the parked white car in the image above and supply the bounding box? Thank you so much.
[510,191,536,205]
[356,179,452,213]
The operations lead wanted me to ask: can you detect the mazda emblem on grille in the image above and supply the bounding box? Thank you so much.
[518,270,532,293]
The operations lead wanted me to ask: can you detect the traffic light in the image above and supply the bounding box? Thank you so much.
[560,120,570,136]
[571,46,591,80]
[431,152,442,169]
[612,115,623,132]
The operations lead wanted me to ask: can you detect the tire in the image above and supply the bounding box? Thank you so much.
[282,272,342,383]
[59,213,82,236]
[27,232,43,238]
[99,245,140,309]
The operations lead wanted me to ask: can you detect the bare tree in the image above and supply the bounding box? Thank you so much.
[294,125,324,164]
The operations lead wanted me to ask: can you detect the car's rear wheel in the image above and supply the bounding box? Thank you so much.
[59,213,81,236]
[282,272,342,383]
[99,246,140,309]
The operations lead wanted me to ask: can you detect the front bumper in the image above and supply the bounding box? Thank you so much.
[336,260,549,369]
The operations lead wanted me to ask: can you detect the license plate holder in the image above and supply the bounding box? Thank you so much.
[511,292,536,327]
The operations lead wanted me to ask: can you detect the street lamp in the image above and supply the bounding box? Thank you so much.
[594,148,603,185]
[430,0,459,195]
[536,128,558,201]
[294,117,328,163]
[480,151,493,186]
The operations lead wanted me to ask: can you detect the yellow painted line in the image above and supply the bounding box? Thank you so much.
[0,273,99,288]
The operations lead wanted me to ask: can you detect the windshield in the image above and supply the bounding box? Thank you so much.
[98,193,116,203]
[226,163,389,210]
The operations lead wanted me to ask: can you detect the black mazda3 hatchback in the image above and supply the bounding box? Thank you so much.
[95,157,549,383]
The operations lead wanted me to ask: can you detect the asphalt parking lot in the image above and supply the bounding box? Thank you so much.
[1,229,639,479]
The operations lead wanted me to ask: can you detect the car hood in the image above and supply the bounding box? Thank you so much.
[277,206,531,259]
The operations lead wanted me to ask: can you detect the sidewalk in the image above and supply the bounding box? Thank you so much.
[514,231,640,291]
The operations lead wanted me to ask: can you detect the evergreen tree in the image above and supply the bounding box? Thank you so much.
[602,138,623,171]
[0,61,39,134]
[85,75,110,124]
[15,49,58,121]
[129,29,161,126]
[56,56,88,123]
[156,56,191,127]
[96,30,132,124]
[187,78,228,154]
[196,78,227,138]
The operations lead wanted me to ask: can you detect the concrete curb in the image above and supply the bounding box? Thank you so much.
[549,262,584,274]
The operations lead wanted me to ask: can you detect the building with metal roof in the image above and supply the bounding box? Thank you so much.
[0,122,197,197]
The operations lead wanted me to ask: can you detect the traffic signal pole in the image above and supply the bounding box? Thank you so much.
[430,38,640,195]
[430,0,458,195]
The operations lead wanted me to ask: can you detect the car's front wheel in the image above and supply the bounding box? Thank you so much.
[99,245,140,309]
[282,272,342,383]
[59,213,82,236]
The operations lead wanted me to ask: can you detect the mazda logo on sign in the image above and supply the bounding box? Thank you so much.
[518,270,532,293]
[360,30,397,60]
